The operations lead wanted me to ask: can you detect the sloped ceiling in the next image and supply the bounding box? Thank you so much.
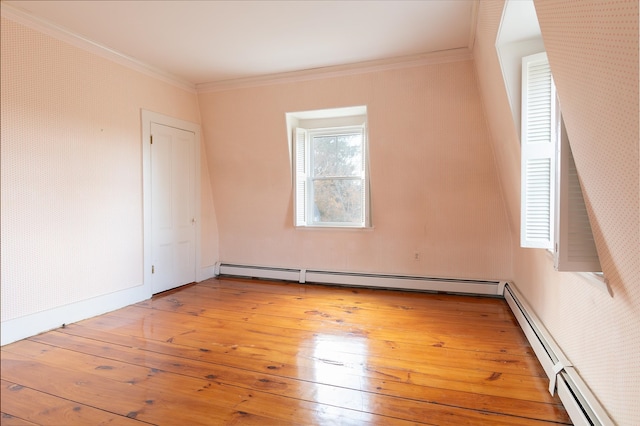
[3,0,477,86]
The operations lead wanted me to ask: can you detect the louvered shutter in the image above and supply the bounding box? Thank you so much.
[555,119,602,272]
[521,53,557,249]
[293,128,307,226]
[361,125,370,227]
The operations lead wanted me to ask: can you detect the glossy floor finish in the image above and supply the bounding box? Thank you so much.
[1,278,571,425]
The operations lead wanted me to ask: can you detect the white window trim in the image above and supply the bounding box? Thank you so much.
[293,123,371,228]
[577,272,612,296]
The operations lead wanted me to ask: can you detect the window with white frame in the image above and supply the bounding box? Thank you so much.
[287,106,370,228]
[520,52,602,273]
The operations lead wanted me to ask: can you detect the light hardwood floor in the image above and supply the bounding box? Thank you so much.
[1,277,570,425]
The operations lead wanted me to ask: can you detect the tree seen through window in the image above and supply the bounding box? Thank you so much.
[311,132,363,224]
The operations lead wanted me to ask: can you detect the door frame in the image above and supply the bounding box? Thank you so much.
[141,109,202,294]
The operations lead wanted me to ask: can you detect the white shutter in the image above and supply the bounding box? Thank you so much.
[362,125,371,227]
[521,52,557,249]
[555,119,602,272]
[293,128,307,226]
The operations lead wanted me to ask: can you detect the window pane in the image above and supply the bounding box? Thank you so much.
[312,179,363,224]
[312,133,362,177]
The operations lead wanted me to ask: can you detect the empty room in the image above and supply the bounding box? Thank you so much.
[1,0,638,425]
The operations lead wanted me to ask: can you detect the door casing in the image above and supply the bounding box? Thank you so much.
[141,110,201,295]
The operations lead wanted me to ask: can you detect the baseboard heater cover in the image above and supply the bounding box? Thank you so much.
[503,283,614,426]
[215,263,301,282]
[214,262,506,296]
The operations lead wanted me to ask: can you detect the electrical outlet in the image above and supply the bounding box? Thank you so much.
[414,252,420,261]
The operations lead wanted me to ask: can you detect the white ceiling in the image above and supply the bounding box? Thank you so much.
[3,0,477,86]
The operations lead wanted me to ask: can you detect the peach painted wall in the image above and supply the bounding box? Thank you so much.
[473,1,639,423]
[0,16,219,324]
[198,60,512,281]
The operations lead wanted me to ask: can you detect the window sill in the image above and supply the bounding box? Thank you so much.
[294,225,374,232]
[576,272,612,297]
[544,250,612,297]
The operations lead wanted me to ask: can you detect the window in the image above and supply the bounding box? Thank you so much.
[287,106,370,228]
[520,53,602,273]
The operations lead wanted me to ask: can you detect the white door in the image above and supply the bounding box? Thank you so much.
[150,122,196,293]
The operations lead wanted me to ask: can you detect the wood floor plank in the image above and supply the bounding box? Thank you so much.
[143,282,520,329]
[1,350,303,425]
[137,292,528,347]
[1,345,418,426]
[0,379,145,425]
[142,293,517,334]
[109,304,530,359]
[30,330,569,424]
[1,412,39,426]
[155,280,511,316]
[92,303,535,358]
[79,306,553,403]
[136,298,546,377]
[199,278,516,319]
[7,340,558,426]
[166,285,524,340]
[1,277,570,425]
[200,278,507,309]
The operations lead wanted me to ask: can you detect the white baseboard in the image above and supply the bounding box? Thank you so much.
[1,283,149,346]
[198,265,217,282]
[2,265,217,347]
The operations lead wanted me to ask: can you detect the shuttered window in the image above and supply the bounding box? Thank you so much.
[520,53,601,272]
[294,128,308,226]
[521,53,557,249]
[554,120,601,272]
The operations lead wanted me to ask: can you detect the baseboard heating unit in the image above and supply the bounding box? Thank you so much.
[214,262,506,296]
[503,283,613,426]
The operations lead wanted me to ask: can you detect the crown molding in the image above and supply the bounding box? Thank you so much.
[2,2,475,96]
[1,2,196,93]
[196,48,474,93]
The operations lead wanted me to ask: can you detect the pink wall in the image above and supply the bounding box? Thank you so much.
[473,1,639,423]
[0,16,218,324]
[199,60,512,281]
